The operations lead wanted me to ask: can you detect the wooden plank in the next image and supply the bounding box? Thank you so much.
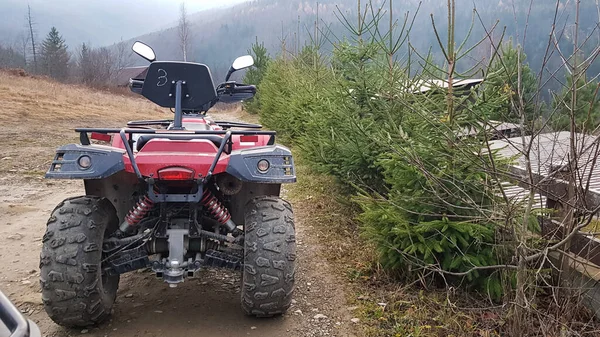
[542,219,600,266]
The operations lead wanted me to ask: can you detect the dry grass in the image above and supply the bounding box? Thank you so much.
[286,157,507,336]
[287,156,600,337]
[0,70,168,175]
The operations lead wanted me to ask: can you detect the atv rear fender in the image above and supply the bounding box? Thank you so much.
[45,144,125,179]
[226,145,296,183]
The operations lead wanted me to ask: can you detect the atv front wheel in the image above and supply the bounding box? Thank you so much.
[241,196,296,317]
[40,196,120,327]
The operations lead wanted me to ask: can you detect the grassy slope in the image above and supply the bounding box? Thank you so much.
[0,70,168,175]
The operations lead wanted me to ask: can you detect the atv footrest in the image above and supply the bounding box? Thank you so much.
[105,246,150,276]
[204,250,242,271]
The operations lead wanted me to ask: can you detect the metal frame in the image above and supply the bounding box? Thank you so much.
[204,130,231,182]
[147,182,203,203]
[125,119,264,130]
[75,128,276,136]
[120,129,143,179]
[213,121,263,129]
[173,80,184,130]
[78,127,274,181]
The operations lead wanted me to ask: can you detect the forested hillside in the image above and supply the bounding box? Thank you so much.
[1,0,598,86]
[128,0,600,83]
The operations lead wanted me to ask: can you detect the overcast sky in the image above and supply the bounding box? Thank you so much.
[183,0,250,13]
[0,0,251,47]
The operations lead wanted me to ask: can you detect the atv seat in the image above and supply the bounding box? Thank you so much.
[136,134,225,152]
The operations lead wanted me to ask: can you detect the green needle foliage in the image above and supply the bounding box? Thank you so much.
[251,1,600,334]
[243,38,272,114]
[552,72,600,133]
[255,0,544,301]
[40,27,70,81]
[485,41,538,125]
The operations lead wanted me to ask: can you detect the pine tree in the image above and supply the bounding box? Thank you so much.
[78,43,94,84]
[485,41,538,124]
[244,39,270,86]
[552,73,600,133]
[242,38,271,114]
[40,27,70,80]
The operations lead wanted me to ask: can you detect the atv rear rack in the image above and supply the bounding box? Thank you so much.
[76,127,275,139]
[75,128,277,181]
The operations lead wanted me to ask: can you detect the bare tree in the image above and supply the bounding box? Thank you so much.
[19,32,29,66]
[178,2,191,62]
[26,5,37,72]
[114,38,132,73]
[75,39,137,87]
[93,47,116,84]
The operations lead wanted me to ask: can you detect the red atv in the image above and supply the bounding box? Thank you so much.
[40,42,296,327]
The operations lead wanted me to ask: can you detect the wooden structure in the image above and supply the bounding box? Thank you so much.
[491,131,600,316]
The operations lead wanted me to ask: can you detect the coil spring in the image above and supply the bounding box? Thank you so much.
[201,190,231,224]
[125,195,155,226]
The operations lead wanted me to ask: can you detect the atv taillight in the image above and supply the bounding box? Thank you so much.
[240,135,259,143]
[91,132,112,142]
[158,167,195,180]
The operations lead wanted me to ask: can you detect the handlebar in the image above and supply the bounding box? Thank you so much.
[129,78,255,103]
[216,81,256,103]
[129,79,144,95]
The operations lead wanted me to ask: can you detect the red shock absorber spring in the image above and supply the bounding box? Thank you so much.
[201,190,231,224]
[125,195,155,226]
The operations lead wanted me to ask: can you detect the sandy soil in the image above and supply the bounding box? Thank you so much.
[0,71,357,337]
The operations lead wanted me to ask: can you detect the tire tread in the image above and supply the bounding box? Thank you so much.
[40,196,119,327]
[241,196,296,317]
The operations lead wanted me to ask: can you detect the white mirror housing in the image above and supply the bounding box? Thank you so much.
[132,41,156,62]
[232,55,254,71]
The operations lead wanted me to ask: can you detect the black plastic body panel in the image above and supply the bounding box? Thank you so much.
[227,182,281,224]
[84,171,140,221]
[46,144,125,179]
[226,145,296,183]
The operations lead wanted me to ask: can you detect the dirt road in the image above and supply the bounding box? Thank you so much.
[0,174,356,337]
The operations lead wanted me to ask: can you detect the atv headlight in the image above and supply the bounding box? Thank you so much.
[257,159,270,173]
[78,155,92,169]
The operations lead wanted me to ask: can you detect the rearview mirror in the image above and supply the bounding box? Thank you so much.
[232,55,254,71]
[225,55,255,81]
[132,41,156,63]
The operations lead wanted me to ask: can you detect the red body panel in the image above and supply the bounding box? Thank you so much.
[109,117,268,178]
[129,140,231,178]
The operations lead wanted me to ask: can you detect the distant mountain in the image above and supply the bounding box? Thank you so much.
[125,0,600,82]
[0,0,249,48]
[2,0,597,86]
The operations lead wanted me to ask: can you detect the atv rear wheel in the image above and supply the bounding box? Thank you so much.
[40,196,120,327]
[241,196,296,317]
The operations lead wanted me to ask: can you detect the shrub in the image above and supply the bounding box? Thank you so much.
[252,3,522,299]
[242,39,271,114]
